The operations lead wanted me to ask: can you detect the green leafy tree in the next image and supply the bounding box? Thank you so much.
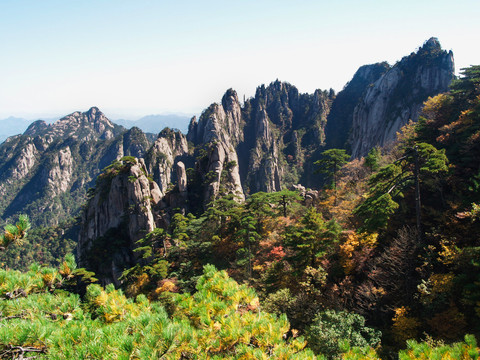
[204,194,242,241]
[450,65,480,102]
[315,149,350,204]
[233,191,301,278]
[284,207,341,271]
[306,309,381,359]
[354,143,448,233]
[364,147,381,171]
[235,210,260,279]
[0,263,318,359]
[315,149,350,187]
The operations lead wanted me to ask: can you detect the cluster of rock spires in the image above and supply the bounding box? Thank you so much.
[0,38,455,283]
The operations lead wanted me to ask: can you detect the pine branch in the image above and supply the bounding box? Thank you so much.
[0,311,28,321]
[0,344,47,359]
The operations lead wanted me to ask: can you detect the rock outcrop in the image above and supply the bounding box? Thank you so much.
[120,127,152,159]
[243,81,334,191]
[24,106,119,141]
[77,158,158,285]
[45,147,74,196]
[144,128,189,195]
[349,38,454,158]
[176,161,187,194]
[187,82,334,196]
[247,107,282,192]
[189,90,245,203]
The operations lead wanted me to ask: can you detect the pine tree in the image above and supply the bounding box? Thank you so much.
[0,215,31,251]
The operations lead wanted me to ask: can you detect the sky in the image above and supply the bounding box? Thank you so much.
[0,0,479,121]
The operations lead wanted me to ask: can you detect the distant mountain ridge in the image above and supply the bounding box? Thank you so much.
[0,113,191,145]
[0,107,150,227]
[0,38,454,234]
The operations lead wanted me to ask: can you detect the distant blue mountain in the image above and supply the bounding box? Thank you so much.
[0,117,31,143]
[113,114,192,134]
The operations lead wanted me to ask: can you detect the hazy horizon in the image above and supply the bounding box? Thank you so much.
[1,0,478,120]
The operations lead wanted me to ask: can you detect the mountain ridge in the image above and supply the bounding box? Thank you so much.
[0,38,454,233]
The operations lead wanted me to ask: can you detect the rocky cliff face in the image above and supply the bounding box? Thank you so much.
[349,38,454,158]
[141,39,453,202]
[77,158,160,285]
[44,147,74,196]
[185,82,334,198]
[242,82,333,192]
[188,89,244,146]
[247,106,283,192]
[325,62,390,150]
[189,90,245,203]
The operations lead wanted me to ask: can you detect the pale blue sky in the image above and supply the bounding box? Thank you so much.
[0,0,478,120]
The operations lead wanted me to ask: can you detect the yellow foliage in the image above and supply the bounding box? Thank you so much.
[372,287,386,296]
[419,273,455,305]
[170,266,314,358]
[339,232,359,274]
[339,232,378,274]
[319,189,336,208]
[341,348,381,360]
[58,261,71,278]
[361,232,378,247]
[422,94,449,120]
[3,230,14,243]
[94,291,109,307]
[88,285,146,323]
[430,273,455,295]
[136,272,149,288]
[396,120,417,147]
[253,265,264,272]
[401,335,480,359]
[249,297,260,310]
[437,241,460,265]
[124,272,151,297]
[42,272,58,287]
[155,279,177,294]
[392,306,420,344]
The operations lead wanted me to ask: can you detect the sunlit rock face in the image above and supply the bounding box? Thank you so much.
[77,160,158,285]
[144,129,188,194]
[350,38,454,158]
